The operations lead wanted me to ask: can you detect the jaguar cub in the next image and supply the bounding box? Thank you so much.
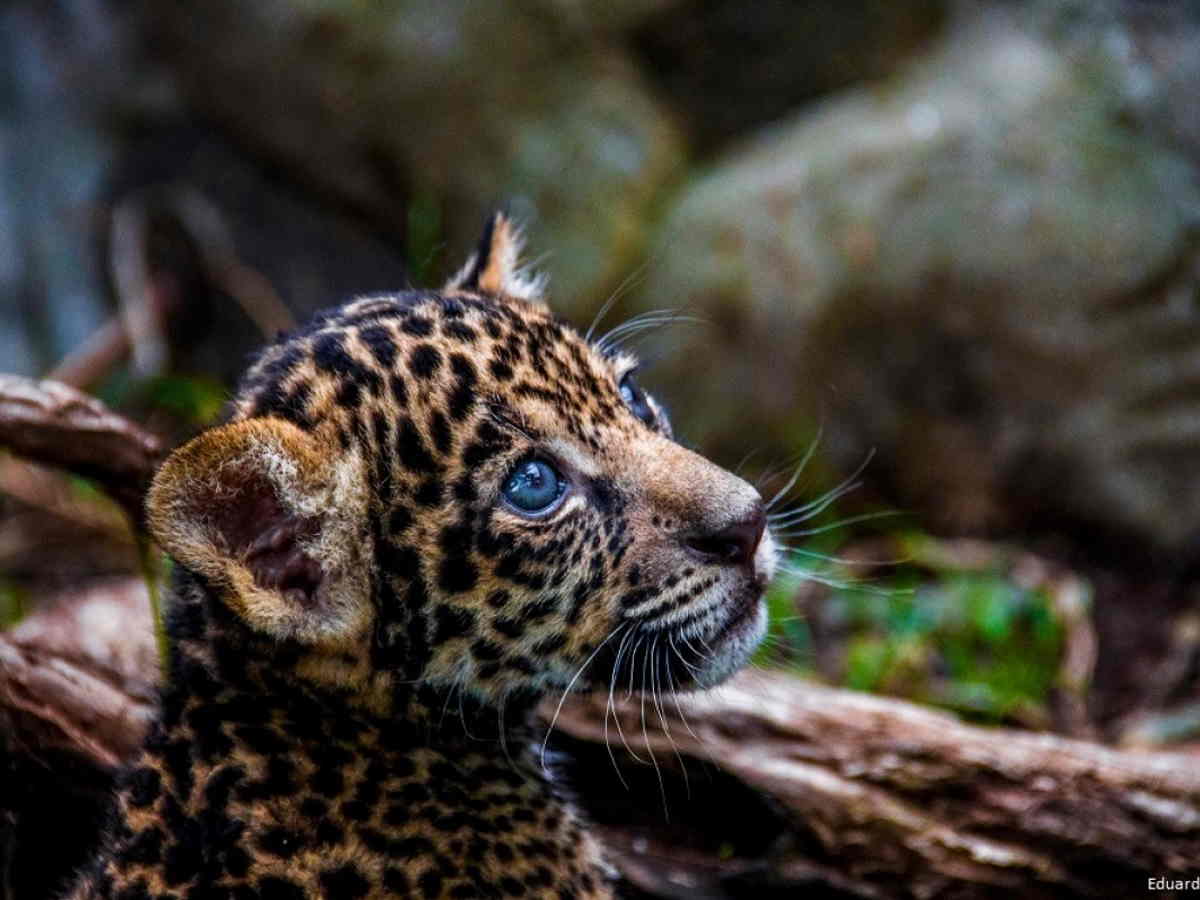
[67,214,777,899]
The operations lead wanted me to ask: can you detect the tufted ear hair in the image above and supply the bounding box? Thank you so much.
[146,417,373,647]
[445,211,546,303]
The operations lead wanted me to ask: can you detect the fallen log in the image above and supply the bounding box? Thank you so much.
[0,578,157,770]
[0,375,161,528]
[0,578,158,899]
[5,576,1198,898]
[552,674,1200,898]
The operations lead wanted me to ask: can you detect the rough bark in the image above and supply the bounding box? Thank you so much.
[553,675,1200,898]
[0,579,158,900]
[0,375,161,527]
[3,576,1197,897]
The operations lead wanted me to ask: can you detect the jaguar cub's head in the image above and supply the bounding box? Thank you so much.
[148,213,776,706]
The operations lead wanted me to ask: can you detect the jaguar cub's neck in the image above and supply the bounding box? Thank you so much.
[166,570,541,743]
[75,571,612,899]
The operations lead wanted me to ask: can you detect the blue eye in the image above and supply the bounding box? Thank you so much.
[619,372,656,426]
[502,459,565,514]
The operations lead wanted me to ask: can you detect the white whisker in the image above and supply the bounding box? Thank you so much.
[777,563,904,596]
[610,630,646,764]
[768,449,876,524]
[775,545,910,567]
[585,264,649,343]
[774,510,903,538]
[654,635,692,800]
[667,633,701,742]
[765,424,824,511]
[602,688,630,790]
[496,693,516,769]
[768,480,862,526]
[595,308,705,355]
[639,636,669,820]
[540,623,629,768]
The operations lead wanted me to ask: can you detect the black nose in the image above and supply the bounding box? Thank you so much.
[683,503,766,568]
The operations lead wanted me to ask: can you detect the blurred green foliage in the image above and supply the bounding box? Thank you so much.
[137,375,227,426]
[66,473,109,506]
[759,528,1067,725]
[0,577,26,628]
[96,372,228,428]
[407,188,445,287]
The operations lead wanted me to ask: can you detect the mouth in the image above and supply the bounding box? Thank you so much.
[712,586,766,647]
[584,534,778,695]
[588,580,767,695]
[679,584,767,689]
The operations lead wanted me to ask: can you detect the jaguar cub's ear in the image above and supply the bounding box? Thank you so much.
[146,417,372,646]
[445,210,546,304]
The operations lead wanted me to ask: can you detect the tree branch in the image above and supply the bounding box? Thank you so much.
[0,375,161,527]
[553,674,1200,898]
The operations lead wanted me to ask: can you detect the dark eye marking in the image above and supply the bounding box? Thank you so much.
[618,371,656,427]
[588,476,620,515]
[502,459,566,516]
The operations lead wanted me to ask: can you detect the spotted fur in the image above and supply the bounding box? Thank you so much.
[65,213,777,900]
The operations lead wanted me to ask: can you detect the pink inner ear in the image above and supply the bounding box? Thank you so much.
[245,518,323,608]
[205,468,324,607]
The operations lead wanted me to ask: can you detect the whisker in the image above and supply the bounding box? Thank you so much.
[765,424,824,511]
[607,317,705,353]
[754,454,802,492]
[774,510,903,538]
[540,623,629,768]
[627,633,652,702]
[768,479,861,526]
[777,563,908,596]
[734,447,763,477]
[602,689,630,790]
[609,630,646,764]
[595,308,705,355]
[639,637,670,820]
[682,633,716,664]
[670,631,704,677]
[585,263,649,343]
[457,682,477,741]
[649,635,668,728]
[756,632,788,649]
[438,679,462,730]
[774,564,859,592]
[667,634,701,742]
[617,316,704,343]
[776,545,912,567]
[596,308,677,348]
[686,632,720,668]
[652,634,691,801]
[599,315,704,355]
[768,449,876,525]
[496,694,516,770]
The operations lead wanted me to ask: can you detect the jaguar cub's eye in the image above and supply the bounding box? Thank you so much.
[502,459,566,514]
[619,372,656,427]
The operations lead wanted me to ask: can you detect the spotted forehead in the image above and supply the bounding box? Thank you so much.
[232,292,634,451]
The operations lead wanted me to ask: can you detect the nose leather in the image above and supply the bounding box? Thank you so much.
[683,502,766,569]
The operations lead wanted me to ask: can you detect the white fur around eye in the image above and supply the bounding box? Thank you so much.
[558,495,587,517]
[543,439,602,479]
[611,353,639,380]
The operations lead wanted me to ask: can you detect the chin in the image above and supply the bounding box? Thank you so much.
[590,532,777,696]
[685,596,767,690]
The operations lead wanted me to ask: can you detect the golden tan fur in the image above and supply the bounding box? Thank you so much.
[66,213,774,900]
